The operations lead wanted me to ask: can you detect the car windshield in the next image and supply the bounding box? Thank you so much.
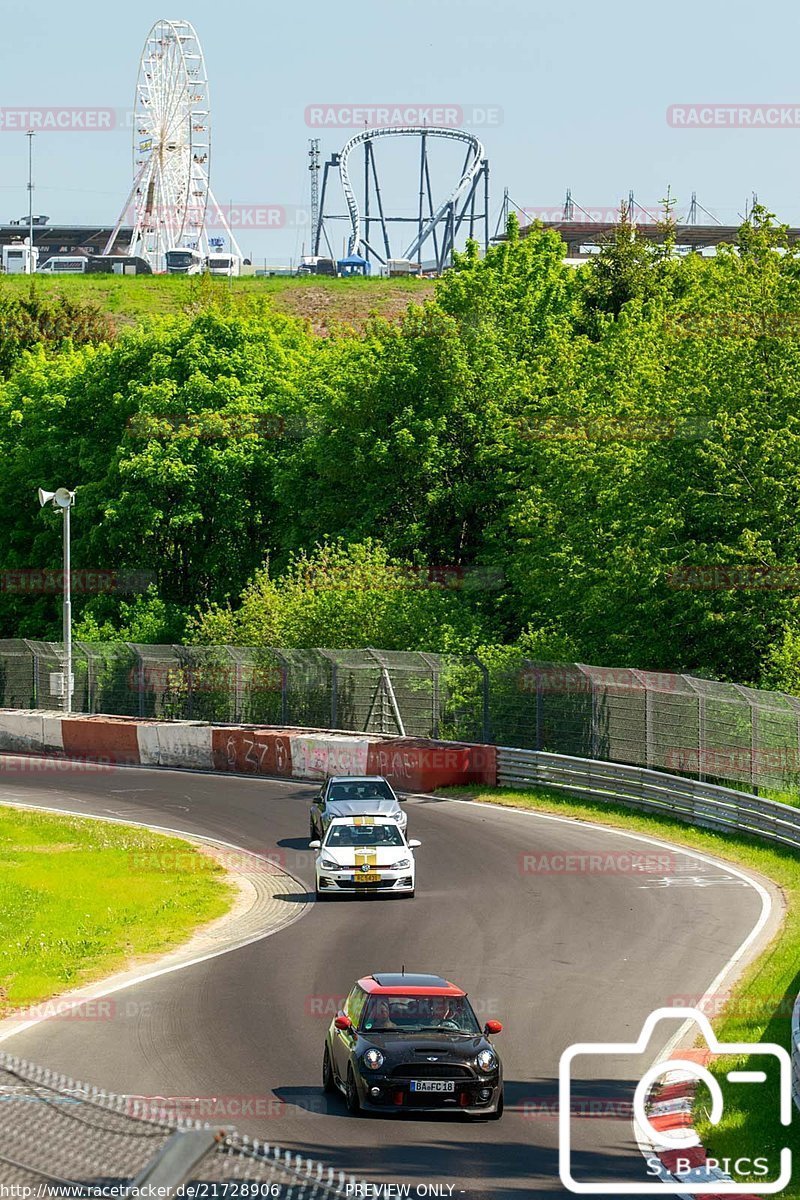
[324,824,404,848]
[361,994,481,1035]
[328,781,395,803]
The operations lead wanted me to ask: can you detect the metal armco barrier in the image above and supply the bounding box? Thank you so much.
[498,747,800,850]
[497,745,800,1112]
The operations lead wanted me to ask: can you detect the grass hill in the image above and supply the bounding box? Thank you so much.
[0,273,434,336]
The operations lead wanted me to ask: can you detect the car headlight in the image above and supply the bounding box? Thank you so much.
[320,857,338,869]
[391,858,411,870]
[476,1050,496,1073]
[363,1048,384,1070]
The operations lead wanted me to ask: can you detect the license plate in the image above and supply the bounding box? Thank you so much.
[410,1080,455,1093]
[354,873,381,883]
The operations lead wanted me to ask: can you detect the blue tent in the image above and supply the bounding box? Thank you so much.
[337,254,371,277]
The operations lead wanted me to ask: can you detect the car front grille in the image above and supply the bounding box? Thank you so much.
[404,1090,463,1107]
[334,878,395,889]
[390,1063,472,1078]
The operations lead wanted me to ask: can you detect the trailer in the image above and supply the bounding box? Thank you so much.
[206,253,242,276]
[2,244,39,274]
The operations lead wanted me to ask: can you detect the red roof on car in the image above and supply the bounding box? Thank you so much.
[359,973,465,997]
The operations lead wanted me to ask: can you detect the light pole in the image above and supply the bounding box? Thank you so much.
[27,130,35,275]
[37,487,76,713]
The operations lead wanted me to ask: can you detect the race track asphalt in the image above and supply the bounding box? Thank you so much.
[0,761,766,1198]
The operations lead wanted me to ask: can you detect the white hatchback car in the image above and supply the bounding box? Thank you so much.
[310,816,420,900]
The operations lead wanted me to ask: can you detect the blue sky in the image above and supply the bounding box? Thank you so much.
[0,0,797,265]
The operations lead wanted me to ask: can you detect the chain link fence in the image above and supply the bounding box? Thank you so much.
[0,641,488,742]
[2,639,800,793]
[0,1052,366,1196]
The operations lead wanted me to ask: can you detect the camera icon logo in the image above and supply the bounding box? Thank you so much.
[558,1006,793,1194]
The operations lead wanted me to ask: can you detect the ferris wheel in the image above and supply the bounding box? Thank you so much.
[105,19,240,269]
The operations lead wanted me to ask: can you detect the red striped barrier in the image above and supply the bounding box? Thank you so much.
[645,1068,762,1196]
[1,713,498,790]
[366,738,497,791]
[212,728,294,777]
[61,716,142,765]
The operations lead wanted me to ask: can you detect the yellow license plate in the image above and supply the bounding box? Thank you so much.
[354,873,381,883]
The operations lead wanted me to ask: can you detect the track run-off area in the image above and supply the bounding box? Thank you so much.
[0,759,774,1199]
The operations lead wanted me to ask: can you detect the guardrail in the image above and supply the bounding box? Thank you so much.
[497,745,800,1112]
[498,746,800,851]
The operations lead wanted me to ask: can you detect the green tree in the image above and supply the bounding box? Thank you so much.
[0,292,114,378]
[580,205,666,330]
[193,540,488,652]
[0,305,313,637]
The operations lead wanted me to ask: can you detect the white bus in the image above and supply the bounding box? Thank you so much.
[165,247,205,274]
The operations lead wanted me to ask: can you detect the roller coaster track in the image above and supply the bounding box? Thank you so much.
[337,126,486,260]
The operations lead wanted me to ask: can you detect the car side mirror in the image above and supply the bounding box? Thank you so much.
[309,839,321,849]
[408,839,421,848]
[484,1020,503,1035]
[334,1014,353,1031]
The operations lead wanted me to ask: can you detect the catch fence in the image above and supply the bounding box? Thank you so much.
[2,639,800,794]
[0,1051,366,1195]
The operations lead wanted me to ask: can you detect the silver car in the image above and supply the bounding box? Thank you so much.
[309,776,407,840]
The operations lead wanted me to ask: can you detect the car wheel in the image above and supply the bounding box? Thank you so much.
[315,887,329,902]
[489,1090,504,1120]
[322,1045,335,1094]
[403,889,415,899]
[345,1067,361,1115]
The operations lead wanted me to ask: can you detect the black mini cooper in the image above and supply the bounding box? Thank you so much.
[322,973,504,1119]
